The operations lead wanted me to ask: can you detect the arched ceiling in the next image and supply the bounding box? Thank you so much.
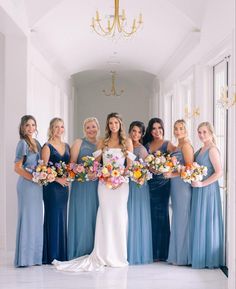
[24,0,206,76]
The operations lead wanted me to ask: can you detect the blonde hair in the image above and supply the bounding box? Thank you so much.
[198,122,217,144]
[104,112,127,155]
[48,117,64,141]
[174,119,188,137]
[83,117,100,139]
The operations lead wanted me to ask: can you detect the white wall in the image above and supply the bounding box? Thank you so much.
[0,31,6,250]
[73,71,155,139]
[27,44,73,145]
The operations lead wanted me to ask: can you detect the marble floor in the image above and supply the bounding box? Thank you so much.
[0,251,227,289]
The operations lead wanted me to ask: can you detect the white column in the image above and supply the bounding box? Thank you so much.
[149,77,159,118]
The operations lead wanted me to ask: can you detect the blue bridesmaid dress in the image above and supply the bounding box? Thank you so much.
[127,145,153,265]
[67,138,99,259]
[167,148,191,265]
[43,143,70,264]
[145,141,170,261]
[190,148,223,268]
[14,139,43,267]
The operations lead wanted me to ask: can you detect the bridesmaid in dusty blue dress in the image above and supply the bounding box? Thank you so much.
[143,118,175,261]
[127,121,153,264]
[42,118,70,264]
[165,119,194,265]
[68,117,99,259]
[190,122,223,268]
[14,115,43,267]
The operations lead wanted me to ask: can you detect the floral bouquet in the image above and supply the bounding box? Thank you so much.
[82,156,100,179]
[180,162,208,184]
[97,154,129,189]
[27,160,57,185]
[66,162,87,182]
[49,161,74,182]
[129,160,152,187]
[145,151,179,174]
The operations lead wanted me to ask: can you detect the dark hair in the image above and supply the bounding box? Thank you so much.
[19,115,38,152]
[129,121,146,143]
[143,118,165,145]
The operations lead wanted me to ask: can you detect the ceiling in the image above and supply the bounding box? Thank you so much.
[24,0,206,76]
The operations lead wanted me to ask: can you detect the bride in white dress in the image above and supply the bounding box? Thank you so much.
[53,113,135,271]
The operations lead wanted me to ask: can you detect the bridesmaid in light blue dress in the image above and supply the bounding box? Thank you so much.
[165,119,194,265]
[68,118,99,259]
[127,121,153,265]
[14,115,43,267]
[190,122,223,268]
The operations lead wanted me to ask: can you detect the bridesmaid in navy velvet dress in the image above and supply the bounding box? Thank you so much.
[42,118,70,264]
[190,122,223,268]
[127,121,153,264]
[143,118,175,261]
[14,115,43,267]
[164,120,193,265]
[67,117,99,259]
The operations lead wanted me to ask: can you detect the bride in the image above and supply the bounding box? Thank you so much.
[53,112,135,271]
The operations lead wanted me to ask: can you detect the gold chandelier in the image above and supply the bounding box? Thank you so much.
[217,85,236,110]
[91,0,143,38]
[184,106,200,119]
[103,71,124,96]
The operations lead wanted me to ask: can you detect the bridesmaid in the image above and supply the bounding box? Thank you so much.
[68,117,100,259]
[42,117,70,264]
[14,115,43,267]
[190,122,223,268]
[127,121,153,265]
[143,118,175,261]
[165,119,193,265]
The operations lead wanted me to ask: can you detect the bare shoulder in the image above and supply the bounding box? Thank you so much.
[182,141,193,151]
[126,137,132,146]
[97,138,105,149]
[209,145,220,156]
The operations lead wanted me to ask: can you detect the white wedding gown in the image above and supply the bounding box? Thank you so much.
[53,148,134,272]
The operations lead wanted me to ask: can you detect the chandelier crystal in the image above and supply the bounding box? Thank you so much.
[103,71,124,96]
[91,0,143,38]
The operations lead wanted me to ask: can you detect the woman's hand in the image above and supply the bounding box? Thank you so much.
[87,171,97,181]
[191,181,203,188]
[163,172,173,179]
[56,177,70,187]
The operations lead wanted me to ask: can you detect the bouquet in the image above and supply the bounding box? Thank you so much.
[28,160,57,185]
[49,161,74,182]
[82,156,100,178]
[66,162,87,182]
[180,162,208,184]
[145,151,179,174]
[129,160,152,187]
[97,154,129,189]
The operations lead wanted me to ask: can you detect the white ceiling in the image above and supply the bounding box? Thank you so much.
[24,0,206,76]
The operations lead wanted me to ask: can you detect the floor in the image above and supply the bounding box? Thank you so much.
[0,251,227,289]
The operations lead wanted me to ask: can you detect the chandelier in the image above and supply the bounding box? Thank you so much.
[91,0,143,38]
[103,71,124,96]
[184,106,200,119]
[217,85,236,110]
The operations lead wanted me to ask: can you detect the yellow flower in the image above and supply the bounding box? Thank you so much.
[102,167,109,176]
[133,170,142,179]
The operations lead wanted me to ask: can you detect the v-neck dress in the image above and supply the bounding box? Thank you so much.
[43,142,70,264]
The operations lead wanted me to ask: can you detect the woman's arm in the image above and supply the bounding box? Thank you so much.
[94,138,104,163]
[14,160,33,181]
[192,147,223,187]
[167,141,176,153]
[125,138,134,169]
[70,139,82,163]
